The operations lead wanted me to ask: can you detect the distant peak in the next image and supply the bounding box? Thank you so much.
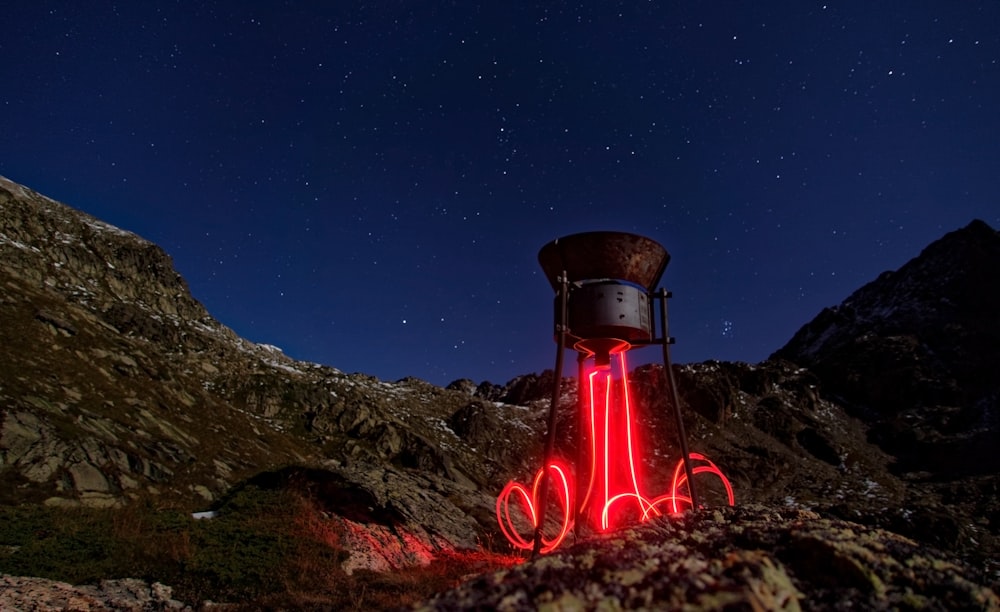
[962,218,997,234]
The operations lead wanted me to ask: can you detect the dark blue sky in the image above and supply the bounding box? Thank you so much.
[3,2,998,386]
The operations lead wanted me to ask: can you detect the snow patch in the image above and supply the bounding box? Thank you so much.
[0,232,41,253]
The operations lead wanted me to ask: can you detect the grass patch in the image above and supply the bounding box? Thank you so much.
[0,480,521,609]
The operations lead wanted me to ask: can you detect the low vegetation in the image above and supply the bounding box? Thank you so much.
[0,481,520,609]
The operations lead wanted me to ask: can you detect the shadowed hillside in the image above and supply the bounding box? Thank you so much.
[1,175,997,609]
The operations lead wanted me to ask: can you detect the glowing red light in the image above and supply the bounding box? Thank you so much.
[497,351,736,553]
[495,462,573,553]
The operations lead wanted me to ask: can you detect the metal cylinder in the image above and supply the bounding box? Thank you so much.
[556,281,652,357]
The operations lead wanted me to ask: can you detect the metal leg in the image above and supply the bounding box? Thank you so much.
[574,352,587,538]
[657,288,699,510]
[532,272,569,557]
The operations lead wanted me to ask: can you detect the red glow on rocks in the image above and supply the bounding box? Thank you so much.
[337,517,439,574]
[497,351,735,553]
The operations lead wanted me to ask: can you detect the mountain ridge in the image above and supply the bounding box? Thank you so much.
[2,175,998,608]
[0,175,536,558]
[774,218,1000,478]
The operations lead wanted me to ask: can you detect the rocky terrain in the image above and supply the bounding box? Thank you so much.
[0,174,537,551]
[420,505,999,611]
[0,575,188,611]
[1,174,998,609]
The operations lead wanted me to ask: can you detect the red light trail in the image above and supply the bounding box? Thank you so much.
[496,463,573,554]
[496,351,734,553]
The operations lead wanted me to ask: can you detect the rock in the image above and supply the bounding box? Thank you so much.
[0,574,192,611]
[448,401,502,446]
[416,505,998,611]
[337,517,440,575]
[478,370,580,407]
[34,309,77,336]
[445,378,477,395]
[80,492,121,508]
[68,461,111,492]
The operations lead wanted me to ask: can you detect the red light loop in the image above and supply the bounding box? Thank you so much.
[495,462,574,553]
[497,353,736,554]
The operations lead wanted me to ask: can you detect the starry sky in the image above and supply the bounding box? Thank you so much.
[2,2,999,387]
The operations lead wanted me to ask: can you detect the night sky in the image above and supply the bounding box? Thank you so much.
[2,3,998,387]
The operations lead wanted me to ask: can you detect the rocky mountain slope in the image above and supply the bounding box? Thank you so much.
[0,174,541,561]
[1,174,998,609]
[775,219,1000,479]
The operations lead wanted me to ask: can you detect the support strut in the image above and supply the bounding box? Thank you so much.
[532,272,569,557]
[657,288,698,510]
[574,351,588,539]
